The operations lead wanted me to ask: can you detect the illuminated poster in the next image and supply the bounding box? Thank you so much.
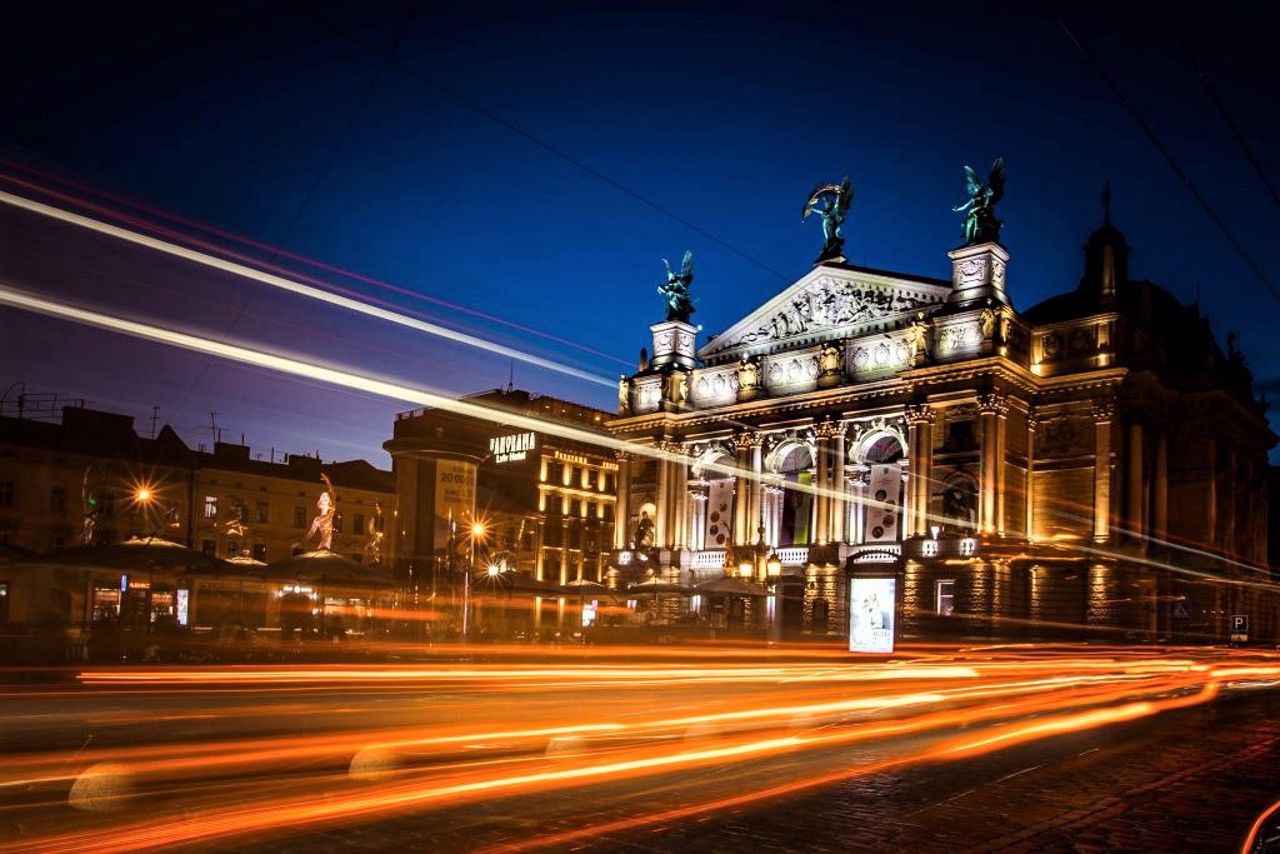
[434,460,476,543]
[704,478,734,549]
[849,576,896,654]
[865,464,899,543]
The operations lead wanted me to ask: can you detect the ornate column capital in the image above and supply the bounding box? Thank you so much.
[905,403,935,425]
[978,392,1009,416]
[733,431,762,451]
[813,419,846,439]
[1091,399,1116,421]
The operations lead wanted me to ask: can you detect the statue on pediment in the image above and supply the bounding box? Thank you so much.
[954,158,1005,245]
[659,250,696,323]
[803,176,854,262]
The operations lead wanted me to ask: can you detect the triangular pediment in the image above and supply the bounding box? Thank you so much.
[698,263,952,365]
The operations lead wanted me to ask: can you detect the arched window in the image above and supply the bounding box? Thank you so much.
[777,445,814,546]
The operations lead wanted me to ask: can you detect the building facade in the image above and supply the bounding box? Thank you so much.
[385,388,618,637]
[0,405,394,631]
[610,210,1278,644]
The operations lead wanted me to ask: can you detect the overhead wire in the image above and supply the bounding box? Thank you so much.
[1056,15,1280,305]
[1152,0,1280,212]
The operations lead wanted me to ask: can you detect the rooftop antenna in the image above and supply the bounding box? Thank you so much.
[150,406,159,439]
[506,360,515,393]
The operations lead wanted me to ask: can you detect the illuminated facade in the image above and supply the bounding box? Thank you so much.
[385,388,617,634]
[0,405,393,629]
[611,216,1278,644]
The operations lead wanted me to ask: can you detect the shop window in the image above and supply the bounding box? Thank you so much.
[936,579,955,616]
[228,540,240,557]
[201,539,216,556]
[333,512,343,534]
[203,495,218,519]
[50,486,67,515]
[252,543,267,562]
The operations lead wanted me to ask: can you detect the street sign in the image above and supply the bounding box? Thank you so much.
[1171,601,1190,620]
[1230,614,1249,643]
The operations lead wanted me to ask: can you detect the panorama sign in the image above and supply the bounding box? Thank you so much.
[491,431,537,463]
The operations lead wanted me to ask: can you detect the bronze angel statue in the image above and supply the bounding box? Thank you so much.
[803,175,854,262]
[659,250,695,323]
[954,157,1006,245]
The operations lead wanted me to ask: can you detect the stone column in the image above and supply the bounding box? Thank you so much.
[851,467,869,544]
[813,424,831,544]
[1091,402,1113,543]
[687,480,708,550]
[614,452,631,550]
[672,443,689,550]
[1026,414,1038,540]
[905,405,935,537]
[750,440,764,543]
[978,393,1007,535]
[655,443,670,548]
[733,432,756,547]
[1154,431,1168,544]
[1126,419,1144,544]
[832,429,847,543]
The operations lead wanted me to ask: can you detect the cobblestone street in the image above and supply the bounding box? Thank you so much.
[243,690,1279,854]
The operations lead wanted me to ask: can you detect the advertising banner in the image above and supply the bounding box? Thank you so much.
[704,478,734,549]
[433,460,476,544]
[849,576,896,654]
[865,464,900,542]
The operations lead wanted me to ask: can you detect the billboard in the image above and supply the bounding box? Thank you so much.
[849,576,896,654]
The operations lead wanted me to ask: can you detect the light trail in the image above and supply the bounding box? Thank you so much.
[0,167,633,368]
[3,648,1276,852]
[0,190,614,388]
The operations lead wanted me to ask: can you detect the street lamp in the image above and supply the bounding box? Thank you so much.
[462,521,486,641]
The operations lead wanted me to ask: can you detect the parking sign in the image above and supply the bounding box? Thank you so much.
[1230,615,1249,643]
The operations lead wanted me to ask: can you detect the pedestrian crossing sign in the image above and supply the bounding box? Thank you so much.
[1171,601,1190,620]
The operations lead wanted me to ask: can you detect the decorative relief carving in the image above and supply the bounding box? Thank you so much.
[905,404,935,425]
[959,257,987,285]
[733,431,762,451]
[1069,327,1093,355]
[725,277,934,348]
[1039,415,1091,457]
[991,257,1006,289]
[1041,332,1062,362]
[1091,400,1116,421]
[653,329,674,352]
[978,392,1009,416]
[813,420,845,439]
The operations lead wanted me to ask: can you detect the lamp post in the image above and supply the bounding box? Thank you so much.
[738,525,782,642]
[462,521,485,641]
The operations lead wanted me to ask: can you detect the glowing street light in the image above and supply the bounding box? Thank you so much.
[461,521,487,641]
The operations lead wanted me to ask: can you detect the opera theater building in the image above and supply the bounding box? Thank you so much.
[609,190,1277,647]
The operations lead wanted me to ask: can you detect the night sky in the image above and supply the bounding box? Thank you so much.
[2,1,1277,467]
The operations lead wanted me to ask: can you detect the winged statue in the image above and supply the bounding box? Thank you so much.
[954,157,1005,245]
[803,175,854,262]
[659,249,696,323]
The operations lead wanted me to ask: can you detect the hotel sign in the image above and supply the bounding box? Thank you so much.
[491,431,536,463]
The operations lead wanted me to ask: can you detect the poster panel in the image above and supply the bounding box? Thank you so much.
[849,576,896,654]
[704,478,734,549]
[433,460,476,545]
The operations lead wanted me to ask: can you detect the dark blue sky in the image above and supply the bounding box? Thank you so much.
[2,1,1278,465]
